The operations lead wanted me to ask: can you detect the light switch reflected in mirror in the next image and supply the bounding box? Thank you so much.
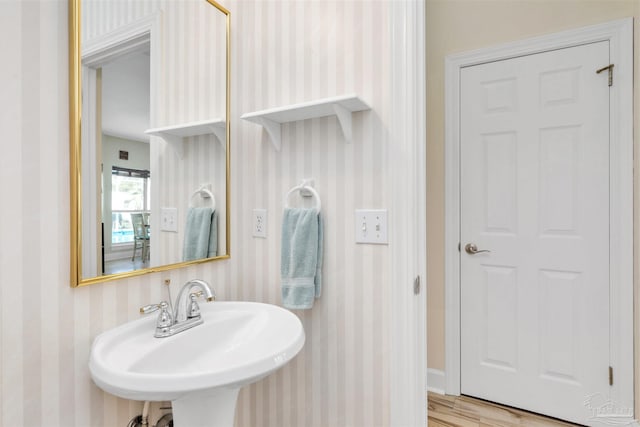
[69,0,230,286]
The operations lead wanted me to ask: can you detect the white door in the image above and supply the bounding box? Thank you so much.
[460,41,610,425]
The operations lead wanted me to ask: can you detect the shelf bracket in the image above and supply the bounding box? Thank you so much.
[208,125,227,152]
[255,117,282,151]
[332,102,353,142]
[151,133,184,159]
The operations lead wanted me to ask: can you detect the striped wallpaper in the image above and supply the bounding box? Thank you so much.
[150,0,228,265]
[83,0,228,268]
[1,0,396,426]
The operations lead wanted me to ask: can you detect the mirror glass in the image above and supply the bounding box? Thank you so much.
[70,0,230,286]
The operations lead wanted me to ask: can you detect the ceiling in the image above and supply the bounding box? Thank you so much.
[101,49,150,142]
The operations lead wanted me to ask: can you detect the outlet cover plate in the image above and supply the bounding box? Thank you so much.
[253,209,267,238]
[355,209,388,244]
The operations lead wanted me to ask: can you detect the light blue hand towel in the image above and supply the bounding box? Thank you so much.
[281,208,323,310]
[183,207,212,261]
[207,210,218,258]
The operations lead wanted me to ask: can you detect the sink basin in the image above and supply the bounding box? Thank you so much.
[89,301,305,426]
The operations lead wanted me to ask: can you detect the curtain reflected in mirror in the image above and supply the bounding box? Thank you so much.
[69,0,230,286]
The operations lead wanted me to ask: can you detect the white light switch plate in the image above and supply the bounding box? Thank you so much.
[160,207,178,232]
[355,209,388,244]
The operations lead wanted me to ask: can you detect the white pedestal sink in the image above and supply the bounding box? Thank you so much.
[89,301,305,427]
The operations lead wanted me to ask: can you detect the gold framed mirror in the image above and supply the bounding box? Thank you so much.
[69,0,230,287]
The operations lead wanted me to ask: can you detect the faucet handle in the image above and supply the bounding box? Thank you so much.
[140,303,162,314]
[190,290,215,302]
[140,301,173,329]
[140,301,169,314]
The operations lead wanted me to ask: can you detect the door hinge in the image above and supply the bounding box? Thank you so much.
[413,276,421,295]
[609,366,614,386]
[596,64,614,87]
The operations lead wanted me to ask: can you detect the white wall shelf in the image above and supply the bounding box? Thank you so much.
[240,94,370,151]
[145,118,226,158]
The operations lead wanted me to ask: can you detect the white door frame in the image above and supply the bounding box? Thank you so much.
[444,18,634,412]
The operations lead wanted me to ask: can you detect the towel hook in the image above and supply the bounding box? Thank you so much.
[285,179,321,211]
[189,185,216,210]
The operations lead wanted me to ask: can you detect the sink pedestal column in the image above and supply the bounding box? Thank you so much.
[172,388,240,427]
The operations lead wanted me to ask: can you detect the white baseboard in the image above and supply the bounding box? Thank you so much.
[427,368,446,395]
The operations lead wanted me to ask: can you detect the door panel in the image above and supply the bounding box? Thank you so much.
[481,265,518,370]
[460,41,610,425]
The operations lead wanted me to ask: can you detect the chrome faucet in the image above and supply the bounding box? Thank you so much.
[140,279,216,338]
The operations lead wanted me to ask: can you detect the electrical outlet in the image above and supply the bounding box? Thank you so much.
[253,209,267,238]
[355,209,388,244]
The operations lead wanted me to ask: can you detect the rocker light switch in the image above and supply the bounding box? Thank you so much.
[355,209,388,244]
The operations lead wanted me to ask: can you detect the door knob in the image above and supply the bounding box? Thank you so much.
[465,243,491,255]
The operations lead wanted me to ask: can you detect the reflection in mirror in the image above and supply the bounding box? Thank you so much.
[70,0,230,286]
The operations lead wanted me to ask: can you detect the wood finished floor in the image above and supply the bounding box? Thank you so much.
[104,257,148,275]
[428,393,582,427]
